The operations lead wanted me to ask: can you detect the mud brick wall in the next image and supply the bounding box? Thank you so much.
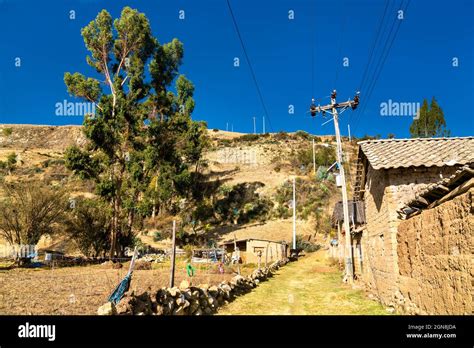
[362,165,460,305]
[396,188,473,314]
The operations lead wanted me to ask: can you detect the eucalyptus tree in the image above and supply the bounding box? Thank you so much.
[64,7,208,257]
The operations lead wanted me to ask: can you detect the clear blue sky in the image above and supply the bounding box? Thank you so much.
[0,0,473,138]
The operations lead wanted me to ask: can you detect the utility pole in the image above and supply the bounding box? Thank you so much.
[263,116,265,134]
[253,116,256,134]
[226,122,228,132]
[169,220,176,288]
[309,90,359,284]
[312,138,316,175]
[292,176,296,250]
[348,124,351,142]
[231,124,234,132]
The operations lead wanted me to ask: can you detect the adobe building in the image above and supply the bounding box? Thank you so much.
[220,238,288,264]
[335,137,473,314]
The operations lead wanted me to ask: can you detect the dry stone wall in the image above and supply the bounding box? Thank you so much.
[98,259,288,315]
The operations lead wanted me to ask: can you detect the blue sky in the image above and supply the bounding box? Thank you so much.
[0,0,473,138]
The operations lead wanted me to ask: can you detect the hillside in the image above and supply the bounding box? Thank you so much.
[0,124,359,252]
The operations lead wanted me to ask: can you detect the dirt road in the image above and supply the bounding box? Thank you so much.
[218,250,388,315]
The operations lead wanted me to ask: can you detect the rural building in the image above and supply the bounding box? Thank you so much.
[334,137,473,314]
[220,238,288,264]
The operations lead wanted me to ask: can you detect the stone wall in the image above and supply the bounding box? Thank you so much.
[361,164,460,305]
[98,259,288,315]
[395,188,473,314]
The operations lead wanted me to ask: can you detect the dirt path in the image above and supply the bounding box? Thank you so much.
[218,251,388,315]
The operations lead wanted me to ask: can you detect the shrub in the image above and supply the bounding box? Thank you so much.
[296,236,320,253]
[153,231,163,242]
[295,130,310,139]
[312,136,322,142]
[274,131,289,141]
[235,134,260,142]
[2,128,12,136]
[0,182,67,247]
[212,128,219,132]
[64,198,111,258]
[218,139,232,147]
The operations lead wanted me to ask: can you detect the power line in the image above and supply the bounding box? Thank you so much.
[350,0,392,126]
[355,0,401,121]
[353,0,411,135]
[356,0,390,98]
[333,0,348,89]
[226,0,274,133]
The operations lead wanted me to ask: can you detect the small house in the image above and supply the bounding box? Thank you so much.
[220,238,288,264]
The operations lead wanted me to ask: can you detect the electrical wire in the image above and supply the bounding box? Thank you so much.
[226,0,274,133]
[353,0,411,135]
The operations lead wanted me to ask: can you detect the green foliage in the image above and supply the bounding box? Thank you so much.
[293,145,336,170]
[63,7,210,256]
[0,153,17,174]
[64,198,111,258]
[42,158,66,168]
[295,235,321,253]
[235,134,260,142]
[295,130,309,139]
[152,231,163,242]
[410,97,450,138]
[274,178,334,229]
[2,128,12,136]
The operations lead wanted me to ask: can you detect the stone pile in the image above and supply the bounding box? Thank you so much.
[98,259,288,315]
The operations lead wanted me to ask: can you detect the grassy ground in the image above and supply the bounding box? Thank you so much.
[218,250,388,315]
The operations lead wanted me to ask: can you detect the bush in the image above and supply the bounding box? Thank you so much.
[218,139,232,147]
[152,231,163,242]
[2,128,12,136]
[212,128,219,132]
[273,131,289,141]
[235,134,260,142]
[0,182,67,247]
[274,177,334,223]
[64,198,111,258]
[296,236,320,253]
[295,130,310,139]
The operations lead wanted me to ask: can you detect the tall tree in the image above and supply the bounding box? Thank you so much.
[410,97,450,138]
[64,7,208,257]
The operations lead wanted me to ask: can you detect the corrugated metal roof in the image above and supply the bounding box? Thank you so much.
[358,137,474,170]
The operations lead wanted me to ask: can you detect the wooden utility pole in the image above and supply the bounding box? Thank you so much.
[233,234,240,275]
[169,220,176,288]
[312,138,316,175]
[265,242,269,267]
[292,176,297,250]
[309,90,359,284]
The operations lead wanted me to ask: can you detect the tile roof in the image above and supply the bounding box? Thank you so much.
[399,164,474,218]
[358,137,474,170]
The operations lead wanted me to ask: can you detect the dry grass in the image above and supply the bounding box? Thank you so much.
[0,262,235,315]
[218,250,388,315]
